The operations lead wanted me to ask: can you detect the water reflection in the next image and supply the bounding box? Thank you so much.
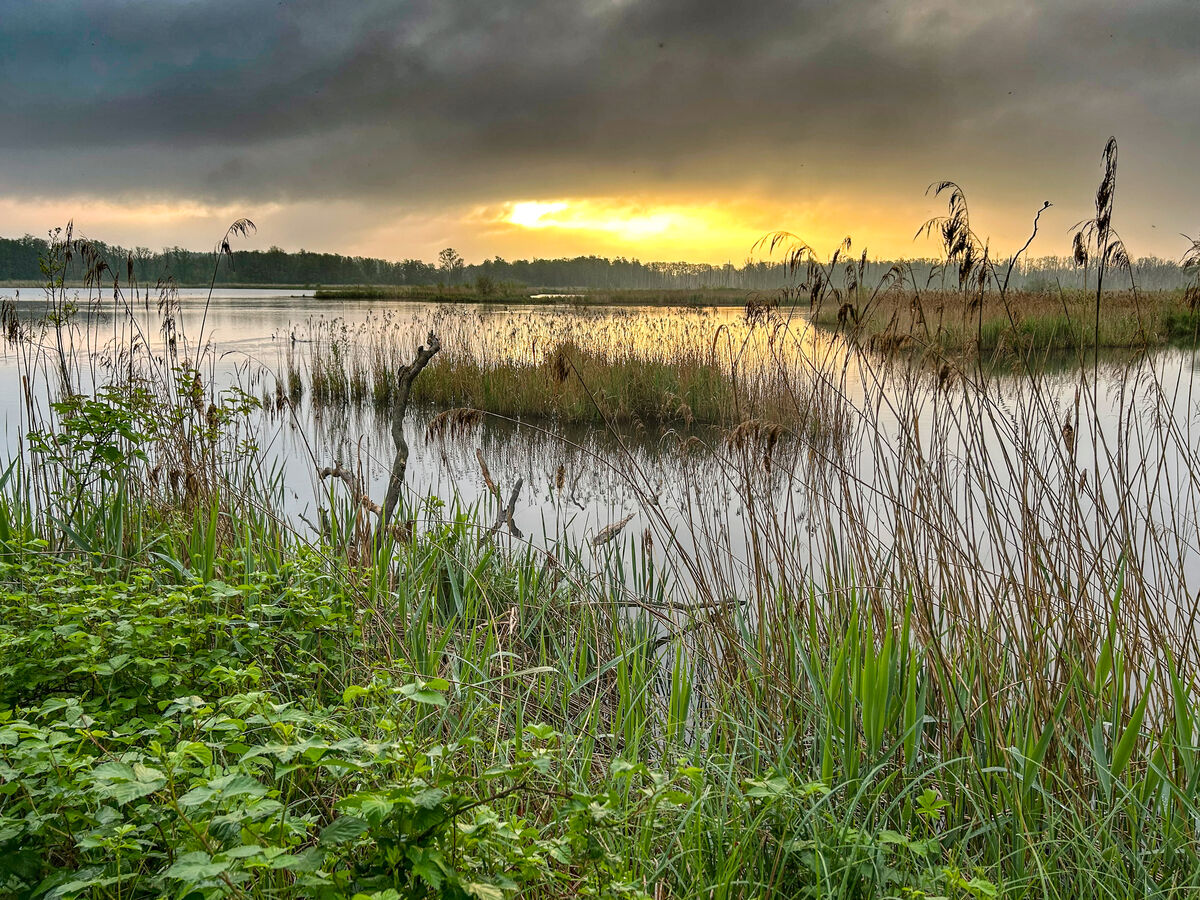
[3,286,1200,623]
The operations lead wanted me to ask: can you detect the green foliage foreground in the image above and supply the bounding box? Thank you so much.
[8,152,1200,896]
[3,487,1199,899]
[0,519,996,900]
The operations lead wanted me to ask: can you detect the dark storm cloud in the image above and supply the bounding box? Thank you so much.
[0,0,1196,209]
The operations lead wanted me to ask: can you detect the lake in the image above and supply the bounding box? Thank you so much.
[3,285,1199,618]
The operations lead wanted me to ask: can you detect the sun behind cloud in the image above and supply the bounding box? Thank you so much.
[505,199,685,239]
[476,195,935,263]
[507,201,569,228]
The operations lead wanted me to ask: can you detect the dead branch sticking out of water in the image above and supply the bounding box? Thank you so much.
[318,464,382,514]
[484,477,524,540]
[476,449,498,497]
[592,513,635,547]
[380,331,441,535]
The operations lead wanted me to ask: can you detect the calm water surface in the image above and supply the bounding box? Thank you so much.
[3,287,1199,607]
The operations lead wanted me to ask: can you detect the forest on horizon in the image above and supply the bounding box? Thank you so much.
[1,230,1195,292]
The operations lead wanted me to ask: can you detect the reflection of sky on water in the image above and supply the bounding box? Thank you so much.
[3,286,1200,621]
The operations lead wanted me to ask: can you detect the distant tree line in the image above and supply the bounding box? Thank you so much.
[0,232,1194,292]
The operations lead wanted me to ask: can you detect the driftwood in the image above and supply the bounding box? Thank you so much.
[380,331,442,536]
[484,477,524,540]
[312,331,440,550]
[474,449,523,541]
[317,464,382,514]
[476,448,497,496]
[591,513,635,547]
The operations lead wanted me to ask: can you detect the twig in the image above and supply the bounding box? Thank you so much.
[318,464,382,514]
[484,477,524,540]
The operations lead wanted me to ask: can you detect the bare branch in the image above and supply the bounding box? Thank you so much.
[380,331,442,534]
[318,464,382,514]
[484,477,524,540]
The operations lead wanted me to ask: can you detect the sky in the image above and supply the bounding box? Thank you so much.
[1,0,1197,265]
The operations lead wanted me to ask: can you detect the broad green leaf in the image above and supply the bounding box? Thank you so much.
[744,776,790,799]
[164,851,229,881]
[466,883,506,900]
[268,848,325,872]
[400,682,447,706]
[319,816,369,846]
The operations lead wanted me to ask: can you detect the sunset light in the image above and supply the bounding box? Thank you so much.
[505,200,682,238]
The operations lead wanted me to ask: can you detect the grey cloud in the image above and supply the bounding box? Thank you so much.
[0,0,1196,224]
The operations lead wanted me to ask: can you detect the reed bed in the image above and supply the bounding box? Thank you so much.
[312,285,748,306]
[811,286,1200,358]
[313,284,534,302]
[292,305,841,436]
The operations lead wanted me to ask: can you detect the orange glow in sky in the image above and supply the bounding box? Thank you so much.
[0,189,1105,266]
[506,200,684,238]
[476,195,949,264]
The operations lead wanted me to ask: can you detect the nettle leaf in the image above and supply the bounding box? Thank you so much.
[0,818,24,843]
[211,773,269,799]
[176,741,213,767]
[180,774,267,808]
[132,763,165,783]
[164,850,230,881]
[341,792,396,827]
[46,871,106,898]
[92,762,137,782]
[400,682,447,707]
[412,787,446,810]
[744,776,790,799]
[179,784,217,807]
[92,761,166,805]
[319,816,369,846]
[106,777,164,806]
[407,845,447,890]
[224,844,268,860]
[268,847,325,872]
[163,696,207,718]
[465,883,507,900]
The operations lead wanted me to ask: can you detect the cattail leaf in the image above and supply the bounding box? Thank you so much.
[1112,676,1153,781]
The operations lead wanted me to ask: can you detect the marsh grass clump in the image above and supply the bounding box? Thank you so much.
[414,341,766,426]
[291,306,839,440]
[312,285,751,306]
[812,287,1191,359]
